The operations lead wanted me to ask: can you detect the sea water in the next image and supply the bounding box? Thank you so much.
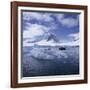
[22,46,79,77]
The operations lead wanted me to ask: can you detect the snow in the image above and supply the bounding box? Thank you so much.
[23,39,79,47]
[23,32,79,47]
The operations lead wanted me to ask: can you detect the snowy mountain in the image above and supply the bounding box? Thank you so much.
[46,33,59,43]
[23,33,79,47]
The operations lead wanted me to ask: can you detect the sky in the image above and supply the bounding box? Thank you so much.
[22,11,80,46]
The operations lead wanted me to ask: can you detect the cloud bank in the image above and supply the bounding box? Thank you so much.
[22,11,79,46]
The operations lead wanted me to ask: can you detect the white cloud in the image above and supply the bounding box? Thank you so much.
[69,32,79,40]
[23,12,54,22]
[56,14,79,28]
[23,23,49,39]
[23,11,79,28]
[55,14,64,20]
[61,18,78,28]
[23,23,50,46]
[42,13,54,22]
[23,12,41,20]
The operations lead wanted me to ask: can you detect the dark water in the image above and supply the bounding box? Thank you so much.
[22,46,79,77]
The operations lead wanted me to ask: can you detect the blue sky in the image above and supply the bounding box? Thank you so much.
[22,11,80,44]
